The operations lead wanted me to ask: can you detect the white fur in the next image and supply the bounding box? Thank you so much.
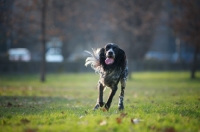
[106,48,115,58]
[85,48,101,73]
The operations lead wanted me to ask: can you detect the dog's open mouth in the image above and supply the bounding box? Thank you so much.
[105,57,114,65]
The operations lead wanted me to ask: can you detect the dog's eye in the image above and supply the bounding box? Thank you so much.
[113,46,118,51]
[106,46,110,51]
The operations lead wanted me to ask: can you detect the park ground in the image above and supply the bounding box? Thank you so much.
[0,72,200,132]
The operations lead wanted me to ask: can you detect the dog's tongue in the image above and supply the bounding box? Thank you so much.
[105,58,114,65]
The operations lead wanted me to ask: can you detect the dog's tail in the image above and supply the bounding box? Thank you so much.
[85,48,101,72]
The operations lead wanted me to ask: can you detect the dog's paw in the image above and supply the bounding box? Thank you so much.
[118,104,124,111]
[93,104,100,110]
[99,102,105,107]
[104,103,110,111]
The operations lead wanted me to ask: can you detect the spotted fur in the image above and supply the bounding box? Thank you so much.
[85,43,128,111]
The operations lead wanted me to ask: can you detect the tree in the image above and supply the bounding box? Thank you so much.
[1,0,164,74]
[3,0,72,82]
[12,0,48,82]
[109,0,163,60]
[40,0,47,82]
[48,0,163,61]
[0,0,13,53]
[171,0,200,79]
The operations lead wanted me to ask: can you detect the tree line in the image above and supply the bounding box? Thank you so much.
[0,0,199,80]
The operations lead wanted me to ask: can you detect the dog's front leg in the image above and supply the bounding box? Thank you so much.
[104,86,117,110]
[94,82,105,110]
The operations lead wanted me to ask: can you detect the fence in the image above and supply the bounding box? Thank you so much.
[0,60,199,74]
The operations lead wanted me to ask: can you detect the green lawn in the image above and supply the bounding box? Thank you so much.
[0,72,200,132]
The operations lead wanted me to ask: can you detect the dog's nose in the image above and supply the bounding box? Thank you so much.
[108,51,113,56]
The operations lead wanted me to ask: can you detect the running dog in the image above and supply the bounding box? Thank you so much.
[85,43,128,110]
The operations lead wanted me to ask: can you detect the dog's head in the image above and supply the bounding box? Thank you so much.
[99,43,126,70]
[104,43,118,65]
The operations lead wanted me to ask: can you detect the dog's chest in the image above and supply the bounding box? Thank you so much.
[100,69,121,87]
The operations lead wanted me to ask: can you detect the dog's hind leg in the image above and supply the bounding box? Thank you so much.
[94,82,105,110]
[118,79,126,110]
[118,87,125,110]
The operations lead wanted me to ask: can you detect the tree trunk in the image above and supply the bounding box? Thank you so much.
[191,45,198,79]
[40,0,47,82]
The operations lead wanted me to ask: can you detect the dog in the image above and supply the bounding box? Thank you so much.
[85,43,128,111]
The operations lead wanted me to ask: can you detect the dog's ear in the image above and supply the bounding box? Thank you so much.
[99,47,105,66]
[118,48,127,70]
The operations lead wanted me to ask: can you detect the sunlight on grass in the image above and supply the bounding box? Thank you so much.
[0,72,200,132]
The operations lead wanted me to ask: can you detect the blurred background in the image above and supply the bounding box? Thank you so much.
[0,0,200,81]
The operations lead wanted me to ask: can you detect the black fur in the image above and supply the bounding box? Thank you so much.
[85,43,128,111]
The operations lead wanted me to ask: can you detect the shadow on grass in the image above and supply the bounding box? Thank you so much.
[0,96,88,118]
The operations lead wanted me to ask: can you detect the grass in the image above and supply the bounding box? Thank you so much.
[0,72,200,132]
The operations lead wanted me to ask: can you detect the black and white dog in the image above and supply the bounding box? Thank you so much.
[85,43,128,111]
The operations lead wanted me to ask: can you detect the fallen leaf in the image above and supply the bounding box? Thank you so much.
[115,112,127,124]
[116,117,122,124]
[99,120,107,126]
[149,125,156,130]
[7,102,12,107]
[85,111,88,114]
[131,118,140,124]
[130,105,135,109]
[17,103,23,107]
[120,112,127,118]
[164,127,176,132]
[20,118,30,124]
[79,116,84,119]
[3,120,6,125]
[24,128,37,132]
[101,108,107,112]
